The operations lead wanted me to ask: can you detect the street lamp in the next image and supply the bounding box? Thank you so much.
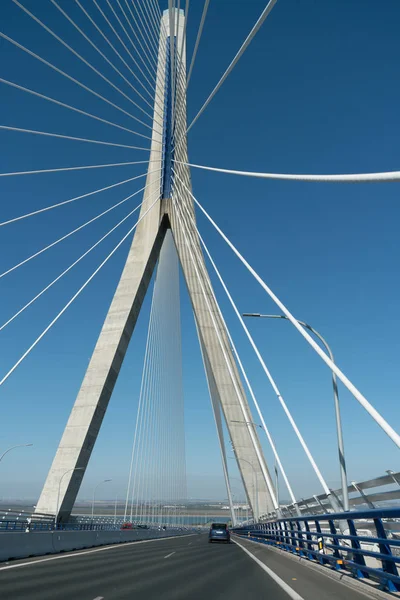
[243,312,349,512]
[228,456,258,521]
[91,479,112,522]
[0,444,33,463]
[55,467,84,527]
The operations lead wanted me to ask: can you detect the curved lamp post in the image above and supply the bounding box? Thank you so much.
[0,444,33,463]
[243,312,349,511]
[55,467,84,527]
[91,479,112,522]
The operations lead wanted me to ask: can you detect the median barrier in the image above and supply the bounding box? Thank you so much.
[0,532,53,561]
[52,530,97,553]
[0,527,193,561]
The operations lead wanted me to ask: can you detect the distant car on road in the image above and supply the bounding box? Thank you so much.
[209,522,230,543]
[121,522,133,530]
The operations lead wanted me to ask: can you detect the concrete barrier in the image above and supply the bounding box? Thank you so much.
[0,532,53,561]
[0,528,192,562]
[52,531,97,553]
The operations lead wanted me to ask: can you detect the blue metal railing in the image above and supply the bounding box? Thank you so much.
[232,507,400,593]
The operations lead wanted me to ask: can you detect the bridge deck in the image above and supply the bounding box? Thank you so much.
[0,533,378,600]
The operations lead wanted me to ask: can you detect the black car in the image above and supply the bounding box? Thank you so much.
[209,522,230,543]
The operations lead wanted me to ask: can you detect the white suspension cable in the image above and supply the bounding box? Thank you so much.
[118,0,158,80]
[0,170,155,228]
[174,0,189,128]
[195,298,239,525]
[149,3,175,98]
[122,0,159,70]
[180,0,189,66]
[129,229,186,526]
[76,0,162,116]
[174,0,181,123]
[170,187,246,524]
[49,0,160,122]
[168,1,176,127]
[129,6,160,88]
[166,3,188,141]
[134,249,163,523]
[15,0,156,127]
[172,182,298,505]
[139,0,165,54]
[0,77,152,141]
[176,174,400,450]
[0,169,161,278]
[186,0,210,90]
[152,0,163,20]
[140,0,169,95]
[117,0,158,76]
[130,289,159,521]
[127,302,155,521]
[186,0,278,134]
[0,31,153,134]
[169,191,279,510]
[0,125,154,152]
[99,0,166,117]
[92,0,155,97]
[105,0,156,84]
[172,65,188,145]
[121,181,165,520]
[176,161,400,183]
[0,159,153,178]
[0,182,162,333]
[0,192,161,387]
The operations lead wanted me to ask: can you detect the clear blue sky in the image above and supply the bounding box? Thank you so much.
[0,0,399,504]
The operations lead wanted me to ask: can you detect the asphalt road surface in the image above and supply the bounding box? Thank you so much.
[0,533,377,599]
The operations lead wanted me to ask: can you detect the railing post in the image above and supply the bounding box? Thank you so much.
[328,518,344,569]
[283,519,290,547]
[315,520,328,565]
[347,519,369,580]
[278,520,285,545]
[288,520,296,552]
[296,520,305,555]
[273,521,279,543]
[303,520,314,559]
[374,518,400,592]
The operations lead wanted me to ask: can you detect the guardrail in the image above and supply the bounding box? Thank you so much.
[0,520,197,533]
[232,507,400,593]
[259,470,400,519]
[0,524,198,562]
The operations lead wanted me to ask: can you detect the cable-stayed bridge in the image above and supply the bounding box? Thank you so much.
[0,1,399,598]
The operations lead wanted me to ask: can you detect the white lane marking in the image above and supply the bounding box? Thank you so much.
[92,597,104,600]
[163,552,176,559]
[188,542,192,546]
[232,539,305,600]
[0,534,197,572]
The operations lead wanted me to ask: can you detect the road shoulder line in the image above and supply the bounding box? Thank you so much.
[232,535,390,600]
[232,538,305,600]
